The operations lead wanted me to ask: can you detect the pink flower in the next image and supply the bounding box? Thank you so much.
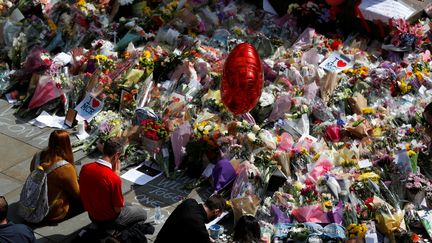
[406,182,413,189]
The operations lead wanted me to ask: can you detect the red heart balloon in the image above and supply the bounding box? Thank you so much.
[337,60,347,67]
[91,98,101,108]
[221,43,264,115]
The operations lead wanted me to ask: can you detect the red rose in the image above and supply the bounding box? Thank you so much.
[330,40,342,50]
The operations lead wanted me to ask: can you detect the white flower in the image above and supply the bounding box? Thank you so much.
[204,125,212,131]
[119,0,134,5]
[247,133,256,142]
[259,91,275,107]
[252,125,260,132]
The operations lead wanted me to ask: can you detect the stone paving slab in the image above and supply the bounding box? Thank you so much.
[0,173,23,196]
[0,133,38,172]
[33,212,91,243]
[0,105,51,143]
[3,157,32,182]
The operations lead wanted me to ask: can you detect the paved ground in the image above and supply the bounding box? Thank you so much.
[0,99,212,242]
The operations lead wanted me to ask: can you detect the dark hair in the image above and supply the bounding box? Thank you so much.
[204,194,226,211]
[233,215,261,243]
[0,196,8,221]
[103,138,124,157]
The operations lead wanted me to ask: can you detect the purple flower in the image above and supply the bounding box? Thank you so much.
[414,182,422,189]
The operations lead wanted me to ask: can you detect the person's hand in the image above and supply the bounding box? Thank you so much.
[209,237,215,243]
[112,157,121,175]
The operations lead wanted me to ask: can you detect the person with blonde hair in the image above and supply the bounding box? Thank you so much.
[29,129,80,222]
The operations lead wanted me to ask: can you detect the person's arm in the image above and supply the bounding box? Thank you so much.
[112,176,124,212]
[191,221,212,243]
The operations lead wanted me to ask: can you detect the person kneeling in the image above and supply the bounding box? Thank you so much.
[155,194,226,243]
[79,138,147,235]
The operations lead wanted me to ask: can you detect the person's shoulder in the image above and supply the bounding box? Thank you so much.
[5,222,32,233]
[183,198,198,205]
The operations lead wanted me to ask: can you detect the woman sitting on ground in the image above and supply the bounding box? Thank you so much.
[29,130,80,222]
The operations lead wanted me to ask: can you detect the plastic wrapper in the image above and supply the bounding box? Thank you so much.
[231,195,261,223]
[312,97,335,122]
[0,68,11,95]
[28,75,63,110]
[319,72,339,103]
[326,124,341,142]
[279,113,310,139]
[304,81,319,101]
[291,201,343,224]
[274,151,290,177]
[170,60,198,83]
[231,161,262,199]
[307,157,333,182]
[375,207,404,243]
[170,123,192,169]
[271,204,292,224]
[258,129,277,150]
[348,92,368,115]
[2,20,21,46]
[269,94,292,122]
[212,159,237,193]
[292,27,315,50]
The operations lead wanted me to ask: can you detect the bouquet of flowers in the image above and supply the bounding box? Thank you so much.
[288,223,309,241]
[140,119,169,155]
[405,172,430,193]
[91,110,125,143]
[140,119,169,141]
[193,120,221,147]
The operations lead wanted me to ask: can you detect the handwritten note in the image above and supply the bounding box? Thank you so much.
[319,52,353,73]
[359,0,416,23]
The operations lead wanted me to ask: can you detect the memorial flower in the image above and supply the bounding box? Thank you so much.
[140,119,169,141]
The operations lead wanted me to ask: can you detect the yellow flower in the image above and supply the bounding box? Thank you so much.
[95,54,108,62]
[372,127,382,137]
[76,0,86,7]
[399,79,412,94]
[361,107,375,114]
[323,200,332,208]
[415,71,424,82]
[143,50,152,60]
[358,172,380,182]
[408,150,417,157]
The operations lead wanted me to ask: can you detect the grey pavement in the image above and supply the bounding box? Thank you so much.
[0,99,212,242]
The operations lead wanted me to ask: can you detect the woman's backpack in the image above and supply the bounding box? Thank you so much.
[18,152,68,223]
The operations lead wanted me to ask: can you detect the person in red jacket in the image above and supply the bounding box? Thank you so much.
[79,138,147,230]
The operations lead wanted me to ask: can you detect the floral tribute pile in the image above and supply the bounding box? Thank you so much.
[3,0,432,242]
